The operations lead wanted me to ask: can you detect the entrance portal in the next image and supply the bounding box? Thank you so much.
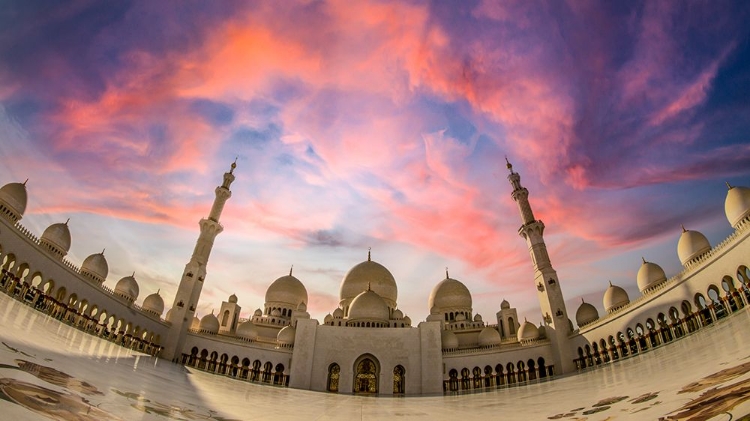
[354,356,379,394]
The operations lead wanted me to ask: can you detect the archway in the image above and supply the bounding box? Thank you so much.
[353,355,379,395]
[327,363,340,392]
[393,365,405,394]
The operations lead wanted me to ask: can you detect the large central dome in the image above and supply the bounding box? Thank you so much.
[339,255,397,308]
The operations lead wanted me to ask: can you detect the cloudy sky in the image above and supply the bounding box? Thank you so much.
[1,1,749,326]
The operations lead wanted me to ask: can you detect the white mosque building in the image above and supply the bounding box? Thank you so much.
[0,159,749,395]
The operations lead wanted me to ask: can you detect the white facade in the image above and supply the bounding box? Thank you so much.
[1,162,750,395]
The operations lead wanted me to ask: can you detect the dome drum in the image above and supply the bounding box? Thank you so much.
[114,275,140,302]
[81,252,108,284]
[40,222,72,259]
[603,283,630,314]
[725,185,750,228]
[677,229,711,266]
[575,301,599,327]
[637,260,667,293]
[0,182,28,222]
[198,313,220,334]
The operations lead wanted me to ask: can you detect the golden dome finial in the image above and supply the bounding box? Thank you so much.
[681,224,686,233]
[505,156,513,173]
[230,157,237,173]
[367,247,371,261]
[290,265,293,276]
[726,181,733,190]
[445,267,449,279]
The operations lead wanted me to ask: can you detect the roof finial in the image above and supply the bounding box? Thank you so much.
[156,289,160,294]
[367,247,371,261]
[608,280,612,287]
[289,265,293,276]
[101,248,106,255]
[505,156,513,173]
[726,181,733,190]
[230,157,237,174]
[681,224,686,233]
[581,297,585,304]
[367,282,371,291]
[65,218,70,225]
[23,178,28,186]
[641,256,646,264]
[445,267,449,279]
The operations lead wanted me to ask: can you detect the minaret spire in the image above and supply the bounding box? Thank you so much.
[162,160,237,361]
[506,157,573,373]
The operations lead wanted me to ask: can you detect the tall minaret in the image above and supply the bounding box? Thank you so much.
[506,158,574,374]
[161,161,236,361]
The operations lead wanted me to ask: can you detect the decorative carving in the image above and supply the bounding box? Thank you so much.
[198,276,204,282]
[186,272,193,278]
[556,309,564,317]
[537,282,545,292]
[549,278,556,285]
[544,313,552,324]
[176,300,184,308]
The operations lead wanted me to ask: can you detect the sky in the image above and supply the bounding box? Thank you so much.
[1,0,749,327]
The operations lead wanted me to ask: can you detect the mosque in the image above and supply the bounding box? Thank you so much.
[0,159,749,396]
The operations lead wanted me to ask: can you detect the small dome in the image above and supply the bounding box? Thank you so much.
[393,309,403,319]
[474,314,483,322]
[142,291,164,316]
[340,258,397,306]
[236,321,258,340]
[677,228,711,265]
[637,259,667,293]
[538,324,546,339]
[254,308,262,316]
[428,277,472,312]
[191,316,200,330]
[0,182,27,221]
[403,315,411,326]
[725,184,750,228]
[114,275,139,302]
[228,294,238,304]
[478,326,501,347]
[500,299,510,310]
[332,308,344,318]
[40,222,71,256]
[165,308,173,322]
[575,300,599,327]
[455,313,466,322]
[348,289,390,321]
[517,320,540,342]
[199,313,219,334]
[265,274,308,308]
[441,329,459,350]
[324,314,333,324]
[603,283,630,313]
[81,252,108,283]
[271,308,281,317]
[277,325,296,345]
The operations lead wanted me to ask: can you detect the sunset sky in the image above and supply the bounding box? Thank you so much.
[1,1,749,326]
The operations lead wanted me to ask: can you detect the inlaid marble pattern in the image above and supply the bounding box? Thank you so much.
[1,293,750,420]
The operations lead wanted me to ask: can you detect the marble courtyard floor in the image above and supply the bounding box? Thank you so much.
[1,293,750,420]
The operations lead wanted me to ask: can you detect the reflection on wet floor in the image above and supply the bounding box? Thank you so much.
[1,292,750,420]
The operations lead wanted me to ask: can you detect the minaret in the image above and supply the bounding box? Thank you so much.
[506,158,574,374]
[161,161,236,361]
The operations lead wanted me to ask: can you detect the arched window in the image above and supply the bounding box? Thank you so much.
[508,317,516,335]
[221,310,229,326]
[393,365,405,394]
[327,363,340,392]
